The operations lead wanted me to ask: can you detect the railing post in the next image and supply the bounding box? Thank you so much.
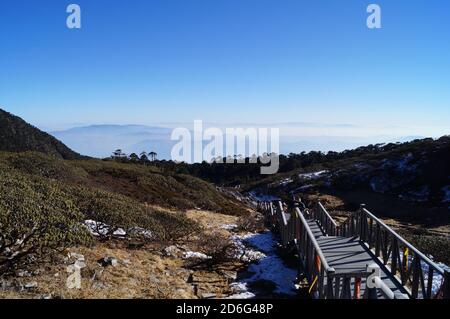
[359,204,366,240]
[411,256,420,299]
[444,271,450,299]
[326,272,335,299]
[354,277,362,299]
[375,223,381,257]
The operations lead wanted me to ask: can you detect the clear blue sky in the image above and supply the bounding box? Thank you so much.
[0,0,449,136]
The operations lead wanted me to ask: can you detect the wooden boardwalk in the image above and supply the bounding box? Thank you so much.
[260,201,450,299]
[308,220,407,298]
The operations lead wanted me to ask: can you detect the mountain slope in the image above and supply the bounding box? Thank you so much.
[251,136,450,208]
[0,109,82,159]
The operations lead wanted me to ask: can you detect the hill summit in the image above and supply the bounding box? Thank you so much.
[0,108,82,159]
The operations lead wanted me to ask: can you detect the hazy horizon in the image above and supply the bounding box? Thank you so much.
[1,0,449,153]
[46,121,433,159]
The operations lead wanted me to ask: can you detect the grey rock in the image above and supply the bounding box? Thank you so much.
[74,260,87,269]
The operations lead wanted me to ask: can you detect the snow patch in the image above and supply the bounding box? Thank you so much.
[298,170,328,180]
[128,227,153,239]
[221,224,238,231]
[248,191,280,202]
[420,261,450,296]
[276,178,293,187]
[183,251,211,260]
[83,220,152,238]
[83,220,125,237]
[228,231,298,298]
[228,282,256,299]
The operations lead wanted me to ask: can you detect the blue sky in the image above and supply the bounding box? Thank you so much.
[0,0,449,138]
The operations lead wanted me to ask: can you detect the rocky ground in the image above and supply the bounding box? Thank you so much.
[0,208,302,299]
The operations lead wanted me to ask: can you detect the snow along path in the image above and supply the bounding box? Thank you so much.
[228,231,298,298]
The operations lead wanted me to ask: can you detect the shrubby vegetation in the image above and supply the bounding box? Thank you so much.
[0,170,91,274]
[0,150,247,274]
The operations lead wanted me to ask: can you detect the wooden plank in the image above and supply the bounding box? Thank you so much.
[315,236,408,297]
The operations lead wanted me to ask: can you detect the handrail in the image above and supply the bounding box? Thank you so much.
[317,201,448,299]
[276,201,288,226]
[361,207,445,276]
[295,207,334,273]
[313,202,338,236]
[258,200,414,299]
[319,202,338,228]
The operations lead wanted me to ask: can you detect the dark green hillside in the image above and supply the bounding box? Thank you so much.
[0,109,83,160]
[0,151,247,216]
[0,150,246,273]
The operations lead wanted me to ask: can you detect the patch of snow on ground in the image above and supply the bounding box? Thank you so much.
[248,191,280,202]
[128,227,153,239]
[420,261,450,296]
[231,234,265,262]
[228,231,298,298]
[84,220,117,236]
[228,282,256,299]
[183,251,211,260]
[278,178,293,186]
[221,224,238,230]
[298,170,328,180]
[112,228,127,236]
[84,220,152,238]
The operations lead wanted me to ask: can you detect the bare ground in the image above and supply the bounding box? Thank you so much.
[0,209,249,299]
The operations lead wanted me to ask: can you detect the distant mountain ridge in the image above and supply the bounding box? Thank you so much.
[51,124,174,159]
[51,124,427,161]
[0,109,83,159]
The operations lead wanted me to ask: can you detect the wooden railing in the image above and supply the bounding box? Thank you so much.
[311,202,338,236]
[258,201,404,299]
[315,203,450,299]
[293,206,337,298]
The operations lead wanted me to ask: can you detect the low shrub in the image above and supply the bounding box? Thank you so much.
[67,186,162,241]
[0,171,91,274]
[151,210,201,242]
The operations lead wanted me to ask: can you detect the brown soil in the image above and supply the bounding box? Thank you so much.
[0,210,248,299]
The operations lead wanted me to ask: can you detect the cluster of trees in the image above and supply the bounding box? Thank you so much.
[111,149,158,163]
[164,138,445,186]
[105,137,448,187]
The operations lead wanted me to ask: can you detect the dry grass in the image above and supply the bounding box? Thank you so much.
[0,243,198,299]
[0,209,251,299]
